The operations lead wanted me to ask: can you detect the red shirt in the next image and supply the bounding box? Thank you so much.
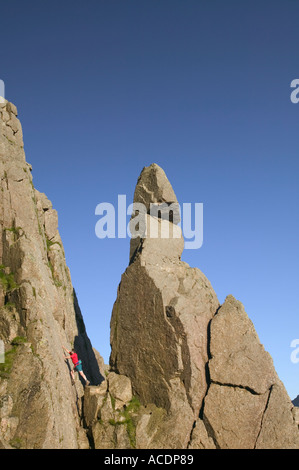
[70,352,79,365]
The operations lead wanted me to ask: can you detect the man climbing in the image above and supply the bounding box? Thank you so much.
[62,345,90,386]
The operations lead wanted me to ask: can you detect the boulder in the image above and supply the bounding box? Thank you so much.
[108,372,133,410]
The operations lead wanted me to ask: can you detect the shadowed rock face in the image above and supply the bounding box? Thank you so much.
[0,100,103,449]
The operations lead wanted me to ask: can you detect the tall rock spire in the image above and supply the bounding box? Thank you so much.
[110,163,220,447]
[108,163,299,448]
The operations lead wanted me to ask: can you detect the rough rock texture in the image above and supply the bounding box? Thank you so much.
[0,100,104,448]
[132,164,180,224]
[105,163,299,449]
[84,372,137,449]
[1,102,298,449]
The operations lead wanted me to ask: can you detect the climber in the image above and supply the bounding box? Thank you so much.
[62,346,90,386]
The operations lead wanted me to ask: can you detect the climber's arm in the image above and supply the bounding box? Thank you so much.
[62,345,71,359]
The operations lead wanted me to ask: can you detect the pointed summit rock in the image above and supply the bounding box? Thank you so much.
[129,163,181,262]
[133,163,180,220]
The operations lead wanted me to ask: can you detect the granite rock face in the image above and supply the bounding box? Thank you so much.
[0,100,103,449]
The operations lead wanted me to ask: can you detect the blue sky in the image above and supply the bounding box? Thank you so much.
[1,0,299,399]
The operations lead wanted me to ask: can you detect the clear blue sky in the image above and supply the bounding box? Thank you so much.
[1,0,299,399]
